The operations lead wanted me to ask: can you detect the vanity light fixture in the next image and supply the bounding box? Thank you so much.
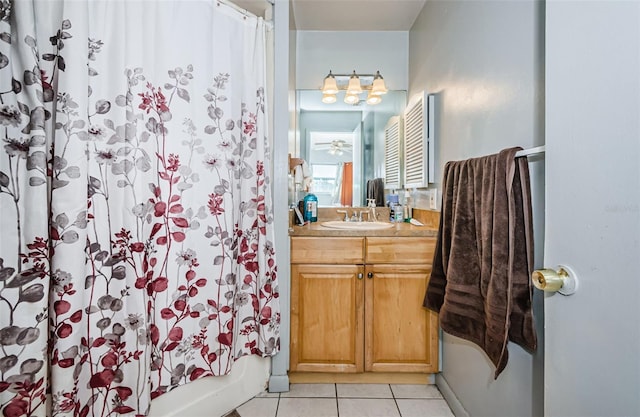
[346,71,363,95]
[321,70,339,95]
[371,71,388,95]
[319,70,388,105]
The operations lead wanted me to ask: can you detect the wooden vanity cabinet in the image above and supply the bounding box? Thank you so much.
[290,236,438,374]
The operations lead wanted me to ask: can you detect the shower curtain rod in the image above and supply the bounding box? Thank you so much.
[515,145,545,158]
[217,0,274,22]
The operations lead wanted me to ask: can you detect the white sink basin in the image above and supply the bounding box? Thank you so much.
[320,221,395,230]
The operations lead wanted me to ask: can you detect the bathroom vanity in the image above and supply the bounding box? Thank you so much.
[289,217,439,377]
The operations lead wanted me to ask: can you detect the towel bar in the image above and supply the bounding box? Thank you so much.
[515,145,546,158]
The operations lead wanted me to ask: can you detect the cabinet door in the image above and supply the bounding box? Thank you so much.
[291,264,364,373]
[364,264,438,373]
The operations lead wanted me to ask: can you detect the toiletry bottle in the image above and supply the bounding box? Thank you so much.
[303,190,318,223]
[404,189,412,222]
[395,204,404,222]
[388,192,399,222]
[296,200,305,225]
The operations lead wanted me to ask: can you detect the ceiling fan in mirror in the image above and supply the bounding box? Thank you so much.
[313,139,353,155]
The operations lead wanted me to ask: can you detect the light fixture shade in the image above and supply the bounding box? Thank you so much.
[371,70,388,95]
[366,91,382,105]
[321,71,339,94]
[344,93,359,105]
[322,93,337,104]
[346,71,362,95]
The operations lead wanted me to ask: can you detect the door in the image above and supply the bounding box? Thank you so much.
[545,2,640,415]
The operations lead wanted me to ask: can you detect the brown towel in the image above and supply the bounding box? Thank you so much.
[366,178,385,207]
[423,147,536,378]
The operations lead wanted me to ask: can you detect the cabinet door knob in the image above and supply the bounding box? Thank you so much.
[357,273,363,280]
[367,272,373,279]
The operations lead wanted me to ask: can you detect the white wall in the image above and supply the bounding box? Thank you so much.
[409,1,545,416]
[296,31,408,91]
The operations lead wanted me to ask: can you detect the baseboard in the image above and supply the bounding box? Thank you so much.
[268,374,290,392]
[289,372,435,384]
[436,373,469,417]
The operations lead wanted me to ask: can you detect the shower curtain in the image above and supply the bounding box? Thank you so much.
[0,1,279,416]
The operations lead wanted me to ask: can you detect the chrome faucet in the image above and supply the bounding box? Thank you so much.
[336,209,349,222]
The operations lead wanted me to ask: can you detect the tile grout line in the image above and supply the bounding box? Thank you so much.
[389,384,403,417]
[274,392,280,417]
[335,383,340,417]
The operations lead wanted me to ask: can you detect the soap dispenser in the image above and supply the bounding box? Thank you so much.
[303,188,318,223]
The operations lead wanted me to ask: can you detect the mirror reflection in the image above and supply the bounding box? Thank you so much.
[294,89,406,207]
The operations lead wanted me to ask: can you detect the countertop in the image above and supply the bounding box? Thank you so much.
[289,221,438,238]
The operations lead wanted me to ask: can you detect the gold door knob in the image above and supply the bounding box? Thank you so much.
[531,265,578,295]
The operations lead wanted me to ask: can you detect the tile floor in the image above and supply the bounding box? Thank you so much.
[232,383,454,417]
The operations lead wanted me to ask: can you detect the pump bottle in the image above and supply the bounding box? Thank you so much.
[303,189,318,223]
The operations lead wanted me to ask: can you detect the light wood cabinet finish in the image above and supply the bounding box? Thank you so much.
[290,264,364,373]
[364,264,439,373]
[290,236,438,374]
[291,236,364,264]
[365,236,436,264]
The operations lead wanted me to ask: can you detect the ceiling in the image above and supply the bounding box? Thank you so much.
[233,0,427,31]
[291,0,426,31]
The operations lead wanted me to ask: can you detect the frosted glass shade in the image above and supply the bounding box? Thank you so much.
[371,71,388,95]
[344,93,360,105]
[371,71,387,96]
[322,93,337,104]
[366,91,382,105]
[321,71,339,95]
[346,71,362,95]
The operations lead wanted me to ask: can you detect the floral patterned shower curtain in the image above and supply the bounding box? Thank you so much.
[0,1,279,416]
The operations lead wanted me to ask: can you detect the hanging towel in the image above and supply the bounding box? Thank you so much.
[301,160,312,178]
[366,178,385,207]
[294,160,313,191]
[294,164,304,185]
[301,160,313,190]
[423,147,537,378]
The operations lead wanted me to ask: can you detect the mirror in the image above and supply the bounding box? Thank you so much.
[295,89,406,207]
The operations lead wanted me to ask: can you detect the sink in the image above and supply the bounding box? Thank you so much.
[320,221,395,230]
